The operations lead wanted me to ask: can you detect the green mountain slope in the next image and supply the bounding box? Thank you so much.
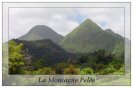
[19,25,64,43]
[13,39,75,66]
[60,19,124,53]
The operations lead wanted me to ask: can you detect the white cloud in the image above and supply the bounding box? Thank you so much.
[47,19,79,36]
[78,8,124,37]
[9,8,125,39]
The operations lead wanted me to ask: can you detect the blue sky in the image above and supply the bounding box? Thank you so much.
[67,10,87,24]
[68,11,108,29]
[100,21,107,28]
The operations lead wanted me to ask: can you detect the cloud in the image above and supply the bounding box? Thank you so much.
[78,8,124,36]
[47,14,79,35]
[9,8,125,40]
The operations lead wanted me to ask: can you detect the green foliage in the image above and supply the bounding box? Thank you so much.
[33,67,55,75]
[78,55,89,64]
[91,63,106,73]
[9,40,25,74]
[33,59,45,70]
[119,65,125,73]
[13,39,73,66]
[54,62,69,74]
[8,39,124,75]
[80,67,93,75]
[99,64,116,74]
[95,49,114,65]
[63,65,80,75]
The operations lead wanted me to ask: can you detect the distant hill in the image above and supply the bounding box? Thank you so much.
[19,25,64,43]
[13,39,74,66]
[60,19,124,53]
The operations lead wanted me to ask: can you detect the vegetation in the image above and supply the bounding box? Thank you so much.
[60,19,124,53]
[9,40,25,74]
[63,65,80,75]
[8,19,125,75]
[19,25,63,43]
[9,40,124,75]
[80,67,93,75]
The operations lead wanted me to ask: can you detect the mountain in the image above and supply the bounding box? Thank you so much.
[13,39,75,66]
[105,29,123,39]
[19,25,64,43]
[60,19,124,53]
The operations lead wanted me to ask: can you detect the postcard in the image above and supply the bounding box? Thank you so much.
[2,2,131,86]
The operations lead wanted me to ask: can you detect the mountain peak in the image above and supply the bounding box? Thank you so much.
[81,18,95,25]
[18,25,64,43]
[105,29,114,33]
[76,18,103,32]
[30,25,53,31]
[83,18,93,22]
[33,25,48,27]
[60,19,124,53]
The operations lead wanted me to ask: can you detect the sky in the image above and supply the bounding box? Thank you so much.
[9,8,125,39]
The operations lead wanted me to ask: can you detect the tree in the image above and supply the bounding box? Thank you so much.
[9,40,25,74]
[96,49,114,65]
[96,49,106,64]
[80,67,93,75]
[100,64,116,74]
[63,65,79,75]
[33,59,45,70]
[54,62,69,74]
[78,55,89,64]
[34,67,55,75]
